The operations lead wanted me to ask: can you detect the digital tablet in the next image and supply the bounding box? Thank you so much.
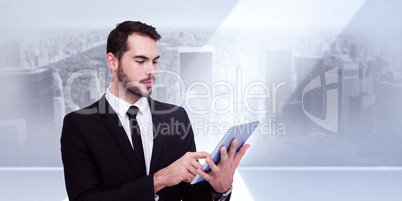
[190,120,259,185]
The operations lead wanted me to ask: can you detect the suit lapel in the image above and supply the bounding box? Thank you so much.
[149,98,166,174]
[99,96,146,178]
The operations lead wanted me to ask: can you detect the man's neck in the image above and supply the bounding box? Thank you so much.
[109,82,140,105]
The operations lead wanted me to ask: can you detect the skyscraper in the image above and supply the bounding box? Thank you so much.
[333,55,359,135]
[0,68,55,165]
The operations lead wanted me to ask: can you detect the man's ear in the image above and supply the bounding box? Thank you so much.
[106,53,118,71]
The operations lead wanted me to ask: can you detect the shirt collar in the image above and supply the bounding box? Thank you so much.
[105,86,150,118]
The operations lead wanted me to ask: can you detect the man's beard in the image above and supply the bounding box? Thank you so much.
[117,65,155,97]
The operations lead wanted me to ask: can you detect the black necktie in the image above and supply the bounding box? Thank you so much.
[127,106,146,176]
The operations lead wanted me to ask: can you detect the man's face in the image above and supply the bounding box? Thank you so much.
[117,34,159,97]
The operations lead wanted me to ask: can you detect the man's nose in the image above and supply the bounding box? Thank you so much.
[144,61,154,75]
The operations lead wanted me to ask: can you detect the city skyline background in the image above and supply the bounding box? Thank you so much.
[1,0,401,200]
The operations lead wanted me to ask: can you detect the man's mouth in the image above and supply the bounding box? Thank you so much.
[141,80,153,87]
[140,75,155,88]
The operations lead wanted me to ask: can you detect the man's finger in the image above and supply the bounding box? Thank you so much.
[220,146,229,162]
[190,158,202,170]
[233,144,250,166]
[197,169,212,182]
[187,166,198,176]
[227,139,237,158]
[191,151,210,159]
[205,156,219,173]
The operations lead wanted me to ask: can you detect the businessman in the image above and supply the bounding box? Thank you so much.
[61,21,249,201]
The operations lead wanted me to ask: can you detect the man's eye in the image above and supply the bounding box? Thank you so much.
[136,60,145,64]
[153,60,158,64]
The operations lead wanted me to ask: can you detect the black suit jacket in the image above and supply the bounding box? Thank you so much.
[61,95,213,201]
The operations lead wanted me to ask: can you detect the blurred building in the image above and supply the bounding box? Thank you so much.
[178,47,214,114]
[178,47,214,87]
[263,50,293,116]
[325,55,359,136]
[53,70,65,132]
[0,68,55,139]
[0,68,55,165]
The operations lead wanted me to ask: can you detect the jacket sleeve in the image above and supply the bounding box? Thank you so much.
[178,108,232,201]
[61,113,155,201]
[176,108,214,201]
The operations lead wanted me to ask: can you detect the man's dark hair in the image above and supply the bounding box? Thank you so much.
[107,21,161,61]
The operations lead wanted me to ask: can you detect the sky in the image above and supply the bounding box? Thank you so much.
[0,0,377,42]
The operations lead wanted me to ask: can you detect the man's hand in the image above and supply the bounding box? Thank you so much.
[153,151,209,193]
[197,139,250,194]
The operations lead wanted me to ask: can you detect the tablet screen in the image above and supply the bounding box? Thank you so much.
[190,120,259,185]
